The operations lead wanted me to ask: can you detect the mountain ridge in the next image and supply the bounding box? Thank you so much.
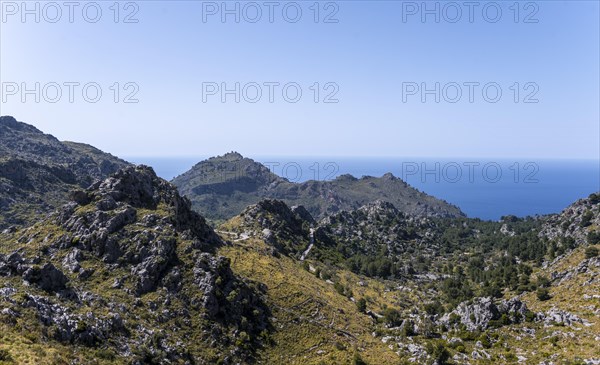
[172,152,465,222]
[0,116,130,229]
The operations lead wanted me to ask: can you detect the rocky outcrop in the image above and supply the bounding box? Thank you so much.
[238,199,313,254]
[0,165,270,363]
[539,193,600,246]
[49,166,221,295]
[22,263,69,292]
[0,251,69,293]
[438,297,529,331]
[0,251,27,276]
[193,252,269,328]
[550,256,600,285]
[24,294,125,345]
[537,308,592,327]
[317,200,430,257]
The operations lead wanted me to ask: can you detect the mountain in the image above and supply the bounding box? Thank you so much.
[0,165,269,364]
[172,152,465,222]
[214,196,600,364]
[0,116,130,229]
[1,116,598,364]
[1,186,598,364]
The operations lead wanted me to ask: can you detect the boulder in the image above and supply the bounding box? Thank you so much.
[23,263,69,292]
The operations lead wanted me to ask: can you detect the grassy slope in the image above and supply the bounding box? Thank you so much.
[512,244,600,364]
[218,223,600,365]
[218,237,401,364]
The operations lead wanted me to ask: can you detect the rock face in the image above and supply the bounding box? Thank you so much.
[316,200,429,257]
[438,297,529,331]
[0,165,270,363]
[172,152,465,221]
[539,193,600,246]
[24,294,126,346]
[538,308,591,327]
[550,256,600,284]
[238,199,314,254]
[52,165,221,296]
[193,252,267,326]
[22,263,69,292]
[0,116,130,229]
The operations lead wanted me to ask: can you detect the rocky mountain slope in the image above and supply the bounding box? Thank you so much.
[0,166,269,364]
[539,193,600,246]
[214,196,600,364]
[172,152,464,222]
[1,185,598,364]
[0,116,130,229]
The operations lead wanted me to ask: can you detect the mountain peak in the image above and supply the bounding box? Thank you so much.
[210,151,245,162]
[223,151,244,159]
[0,115,18,126]
[0,115,43,134]
[82,165,220,245]
[335,173,358,181]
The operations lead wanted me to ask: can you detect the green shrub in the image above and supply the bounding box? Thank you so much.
[333,282,345,295]
[580,211,593,227]
[537,275,551,288]
[479,334,492,348]
[448,313,461,326]
[524,310,536,322]
[352,352,367,365]
[356,298,367,313]
[383,308,402,327]
[401,321,415,337]
[95,348,116,360]
[588,232,600,245]
[585,246,599,259]
[334,342,346,351]
[425,342,451,365]
[424,301,444,315]
[537,288,551,301]
[0,349,12,361]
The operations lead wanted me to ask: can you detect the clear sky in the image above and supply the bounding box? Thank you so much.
[1,0,598,159]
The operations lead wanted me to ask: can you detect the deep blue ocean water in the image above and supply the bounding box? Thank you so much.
[126,156,600,221]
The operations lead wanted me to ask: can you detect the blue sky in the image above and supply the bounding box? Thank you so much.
[1,0,598,159]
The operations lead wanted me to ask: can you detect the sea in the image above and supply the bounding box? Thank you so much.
[126,156,600,221]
